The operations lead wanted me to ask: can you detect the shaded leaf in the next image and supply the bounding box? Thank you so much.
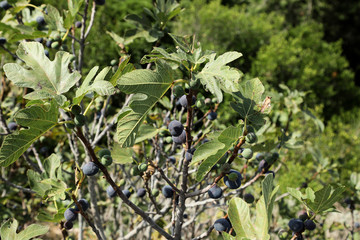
[231,78,267,126]
[0,101,58,167]
[135,124,158,144]
[44,5,65,31]
[115,61,173,147]
[111,143,134,164]
[305,185,345,214]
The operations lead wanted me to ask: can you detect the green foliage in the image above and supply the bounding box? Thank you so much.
[0,101,58,167]
[288,184,345,215]
[74,66,115,104]
[231,78,267,127]
[115,61,174,147]
[191,125,242,181]
[195,51,242,102]
[0,218,49,240]
[4,42,81,105]
[251,22,359,118]
[227,174,278,240]
[174,0,284,71]
[27,154,68,201]
[0,0,356,239]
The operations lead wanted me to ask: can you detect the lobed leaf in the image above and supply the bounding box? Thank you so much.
[195,51,243,102]
[231,78,267,127]
[0,219,48,240]
[74,66,115,104]
[3,42,81,105]
[0,101,58,167]
[305,185,345,214]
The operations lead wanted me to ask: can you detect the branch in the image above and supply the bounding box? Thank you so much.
[191,225,214,240]
[71,195,103,240]
[174,90,195,240]
[75,127,173,239]
[0,176,35,194]
[85,1,96,39]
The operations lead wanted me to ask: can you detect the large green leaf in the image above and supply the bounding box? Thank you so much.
[195,51,242,102]
[194,126,242,181]
[305,185,345,214]
[0,219,49,240]
[287,185,345,215]
[0,101,58,167]
[231,78,267,126]
[115,61,173,147]
[111,143,134,164]
[254,197,270,240]
[37,208,65,223]
[228,176,278,240]
[3,42,81,105]
[228,197,256,239]
[73,66,115,104]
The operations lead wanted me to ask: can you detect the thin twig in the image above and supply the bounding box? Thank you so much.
[85,1,96,38]
[0,176,35,194]
[191,226,214,240]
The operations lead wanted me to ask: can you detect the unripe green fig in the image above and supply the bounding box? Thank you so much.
[119,179,126,186]
[245,132,257,144]
[54,34,61,41]
[228,172,238,181]
[220,163,231,173]
[242,148,253,159]
[98,149,111,158]
[173,85,185,98]
[71,105,82,115]
[151,189,159,197]
[110,59,117,66]
[165,136,173,143]
[138,163,148,172]
[101,155,113,166]
[196,99,205,108]
[51,41,60,49]
[74,114,86,127]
